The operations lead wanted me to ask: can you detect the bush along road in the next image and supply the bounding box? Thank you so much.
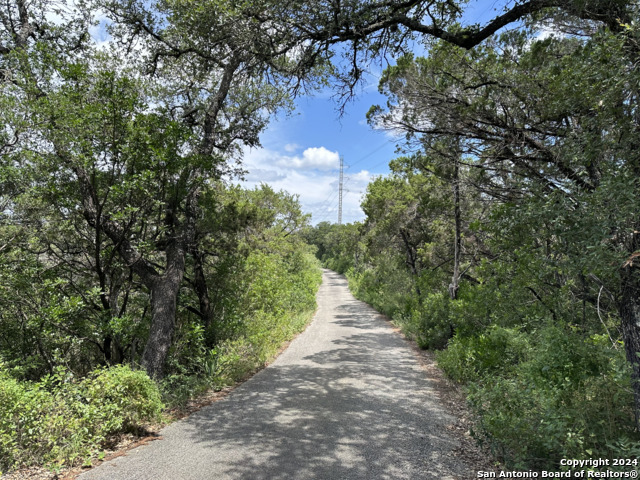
[80,270,473,480]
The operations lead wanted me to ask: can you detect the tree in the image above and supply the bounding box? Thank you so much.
[243,0,633,102]
[368,23,640,427]
[0,0,323,378]
[90,0,638,380]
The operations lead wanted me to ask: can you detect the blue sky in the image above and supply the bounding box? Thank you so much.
[242,77,400,225]
[83,1,513,225]
[242,0,512,225]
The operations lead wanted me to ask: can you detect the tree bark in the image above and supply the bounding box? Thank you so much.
[139,237,186,379]
[141,271,183,379]
[449,157,462,300]
[620,231,640,432]
[192,246,215,340]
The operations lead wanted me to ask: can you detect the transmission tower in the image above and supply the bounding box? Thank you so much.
[338,155,344,224]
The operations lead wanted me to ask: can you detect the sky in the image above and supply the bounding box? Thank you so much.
[240,0,511,225]
[84,1,513,225]
[241,79,401,225]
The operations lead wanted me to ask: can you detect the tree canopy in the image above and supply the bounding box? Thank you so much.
[2,0,640,472]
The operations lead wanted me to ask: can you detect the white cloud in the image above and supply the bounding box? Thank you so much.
[284,143,300,153]
[89,11,113,48]
[347,169,371,186]
[241,145,368,224]
[276,146,340,171]
[243,168,287,182]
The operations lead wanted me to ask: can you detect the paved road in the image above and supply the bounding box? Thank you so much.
[81,269,472,480]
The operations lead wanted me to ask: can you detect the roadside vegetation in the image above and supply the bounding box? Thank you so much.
[3,0,640,475]
[305,18,640,470]
[0,0,327,473]
[0,182,321,473]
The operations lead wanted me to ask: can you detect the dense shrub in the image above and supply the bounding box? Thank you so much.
[81,365,164,432]
[439,325,638,469]
[209,252,322,386]
[437,326,529,382]
[161,252,322,405]
[0,365,162,472]
[395,292,453,349]
[347,257,413,319]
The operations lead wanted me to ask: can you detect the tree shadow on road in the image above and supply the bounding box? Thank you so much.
[173,302,471,480]
[85,269,473,480]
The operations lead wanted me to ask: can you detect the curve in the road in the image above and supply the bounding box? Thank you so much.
[80,269,472,480]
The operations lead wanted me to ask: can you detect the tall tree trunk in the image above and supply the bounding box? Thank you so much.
[140,243,186,379]
[449,157,462,300]
[141,276,180,379]
[620,230,640,431]
[192,247,214,330]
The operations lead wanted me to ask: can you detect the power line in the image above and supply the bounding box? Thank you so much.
[310,187,339,214]
[308,186,340,224]
[312,208,336,224]
[308,139,396,224]
[345,139,394,170]
[311,196,340,224]
[366,156,394,171]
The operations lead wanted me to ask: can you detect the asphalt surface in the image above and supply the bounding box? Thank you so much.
[80,269,472,480]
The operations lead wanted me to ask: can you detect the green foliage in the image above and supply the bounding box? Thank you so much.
[304,222,362,275]
[209,250,322,387]
[395,291,454,350]
[160,257,321,405]
[437,326,529,383]
[158,374,212,408]
[0,365,162,471]
[347,255,411,318]
[81,365,164,431]
[316,17,640,473]
[208,338,258,386]
[463,326,636,470]
[161,244,322,406]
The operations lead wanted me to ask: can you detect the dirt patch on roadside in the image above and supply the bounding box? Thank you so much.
[412,348,500,476]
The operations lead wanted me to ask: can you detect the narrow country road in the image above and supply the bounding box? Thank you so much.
[80,269,472,480]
